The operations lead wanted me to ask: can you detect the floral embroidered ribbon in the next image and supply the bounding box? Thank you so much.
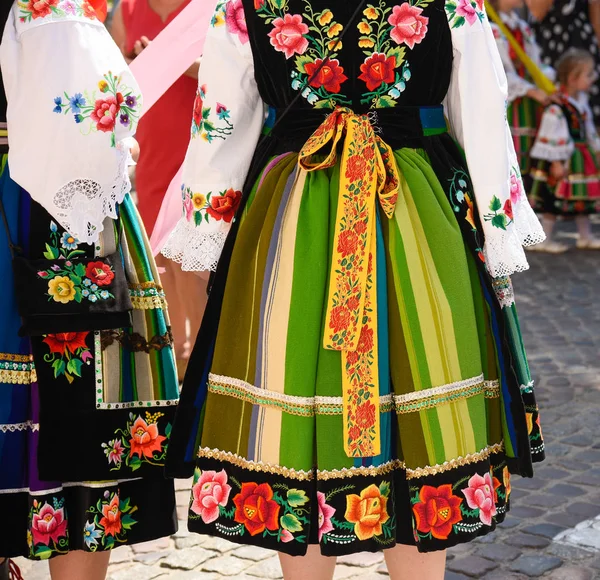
[299,107,400,458]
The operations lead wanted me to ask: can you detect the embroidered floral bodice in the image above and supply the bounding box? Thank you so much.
[161,0,545,276]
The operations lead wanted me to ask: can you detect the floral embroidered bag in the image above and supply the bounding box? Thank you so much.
[0,192,132,336]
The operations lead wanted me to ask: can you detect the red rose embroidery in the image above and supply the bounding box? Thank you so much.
[358,53,397,91]
[129,416,167,459]
[82,0,98,19]
[31,503,68,546]
[233,482,280,536]
[329,305,352,333]
[357,327,374,354]
[388,4,429,49]
[193,89,204,128]
[337,229,360,257]
[355,401,376,429]
[90,96,121,133]
[85,262,115,286]
[268,14,309,59]
[206,189,242,223]
[99,494,122,537]
[43,332,89,356]
[412,484,463,540]
[503,199,514,221]
[26,0,59,19]
[345,155,368,182]
[305,58,348,94]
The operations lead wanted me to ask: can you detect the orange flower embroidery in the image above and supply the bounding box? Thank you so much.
[345,484,390,540]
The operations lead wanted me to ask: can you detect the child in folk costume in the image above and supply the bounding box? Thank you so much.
[0,1,179,578]
[529,48,600,252]
[487,0,556,173]
[163,0,546,577]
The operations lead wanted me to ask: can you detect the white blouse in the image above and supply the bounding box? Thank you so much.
[0,1,139,244]
[531,94,600,161]
[162,0,544,278]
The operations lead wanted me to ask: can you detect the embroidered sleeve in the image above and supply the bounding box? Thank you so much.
[490,22,534,102]
[161,0,265,272]
[0,0,139,244]
[530,105,574,160]
[444,1,545,278]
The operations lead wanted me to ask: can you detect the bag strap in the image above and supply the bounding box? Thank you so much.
[0,195,20,259]
[267,0,368,136]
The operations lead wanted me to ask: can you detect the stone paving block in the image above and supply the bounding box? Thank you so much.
[508,505,544,519]
[475,543,521,562]
[570,468,600,487]
[522,523,567,539]
[504,532,551,549]
[131,537,172,554]
[338,552,384,567]
[108,563,166,580]
[498,516,520,529]
[534,467,571,480]
[244,556,284,579]
[545,511,586,529]
[523,493,560,508]
[446,555,496,577]
[546,542,596,561]
[483,572,528,580]
[161,548,218,571]
[200,536,238,553]
[566,502,600,518]
[201,555,253,576]
[545,566,595,580]
[512,477,546,491]
[109,546,133,563]
[335,564,367,579]
[133,551,167,566]
[562,433,595,447]
[231,545,274,562]
[444,572,471,580]
[559,527,600,550]
[509,555,563,577]
[175,535,207,550]
[547,483,585,496]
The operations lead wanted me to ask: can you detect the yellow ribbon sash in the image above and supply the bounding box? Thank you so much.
[298,108,400,458]
[485,2,556,95]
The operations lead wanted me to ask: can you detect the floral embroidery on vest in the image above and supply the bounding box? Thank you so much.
[85,491,138,550]
[191,85,234,142]
[53,72,140,148]
[445,0,486,28]
[18,0,97,22]
[37,222,117,305]
[101,412,170,472]
[43,332,93,383]
[28,497,69,559]
[256,0,350,108]
[357,1,432,107]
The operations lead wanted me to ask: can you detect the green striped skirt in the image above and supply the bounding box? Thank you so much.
[174,130,543,555]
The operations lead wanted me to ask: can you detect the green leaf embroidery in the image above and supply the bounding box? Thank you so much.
[491,214,507,230]
[280,514,303,533]
[295,54,314,74]
[489,196,502,212]
[287,489,309,508]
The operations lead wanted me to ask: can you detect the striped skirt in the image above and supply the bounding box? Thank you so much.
[509,96,540,174]
[0,160,179,559]
[530,142,600,215]
[173,117,544,556]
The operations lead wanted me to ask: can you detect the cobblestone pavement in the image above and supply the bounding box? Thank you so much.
[14,221,600,579]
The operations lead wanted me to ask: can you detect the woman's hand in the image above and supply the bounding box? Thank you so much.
[133,36,152,57]
[527,87,551,105]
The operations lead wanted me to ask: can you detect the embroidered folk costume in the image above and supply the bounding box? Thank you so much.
[490,11,554,172]
[529,94,600,214]
[0,1,178,559]
[164,0,546,555]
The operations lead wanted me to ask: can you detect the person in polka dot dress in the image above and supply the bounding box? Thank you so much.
[529,0,600,124]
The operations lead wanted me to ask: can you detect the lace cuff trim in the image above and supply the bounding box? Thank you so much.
[507,82,533,104]
[51,139,133,244]
[513,196,546,248]
[530,141,574,161]
[483,225,532,278]
[161,218,229,272]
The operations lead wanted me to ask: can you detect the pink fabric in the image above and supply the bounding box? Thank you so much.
[127,0,217,253]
